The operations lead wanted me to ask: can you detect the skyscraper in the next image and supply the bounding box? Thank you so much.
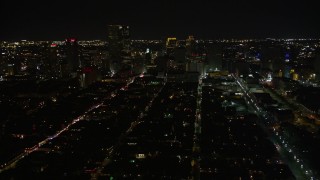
[108,25,132,73]
[48,43,59,77]
[165,37,177,54]
[186,35,195,58]
[107,25,130,60]
[64,38,80,77]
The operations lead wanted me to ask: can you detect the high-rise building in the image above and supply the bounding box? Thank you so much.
[186,35,196,58]
[207,44,223,71]
[185,36,206,63]
[166,37,177,49]
[64,38,80,77]
[48,43,59,77]
[260,40,283,72]
[7,63,16,76]
[145,48,152,64]
[107,25,130,73]
[186,62,204,76]
[166,37,177,54]
[314,49,320,80]
[107,25,130,59]
[80,67,99,88]
[174,47,187,63]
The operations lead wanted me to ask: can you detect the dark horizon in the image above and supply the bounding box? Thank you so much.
[1,0,319,40]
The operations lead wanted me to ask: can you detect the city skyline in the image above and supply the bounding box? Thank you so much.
[1,0,319,40]
[1,1,320,179]
[1,24,320,179]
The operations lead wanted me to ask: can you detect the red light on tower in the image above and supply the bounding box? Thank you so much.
[66,38,77,43]
[83,67,93,73]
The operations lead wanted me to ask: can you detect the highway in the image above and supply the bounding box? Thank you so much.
[264,86,320,132]
[258,71,320,130]
[191,77,202,180]
[232,74,317,180]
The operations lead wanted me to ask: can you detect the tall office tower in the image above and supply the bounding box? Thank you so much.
[174,47,187,63]
[145,48,152,64]
[61,38,81,77]
[283,52,290,78]
[7,63,16,75]
[260,40,283,72]
[166,37,177,49]
[107,25,130,59]
[66,38,80,68]
[314,49,320,80]
[80,67,98,88]
[207,44,223,71]
[185,36,206,76]
[0,47,8,74]
[166,37,177,54]
[48,43,59,77]
[186,35,196,58]
[185,36,206,63]
[107,25,130,73]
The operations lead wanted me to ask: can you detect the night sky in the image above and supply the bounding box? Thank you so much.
[1,0,319,40]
